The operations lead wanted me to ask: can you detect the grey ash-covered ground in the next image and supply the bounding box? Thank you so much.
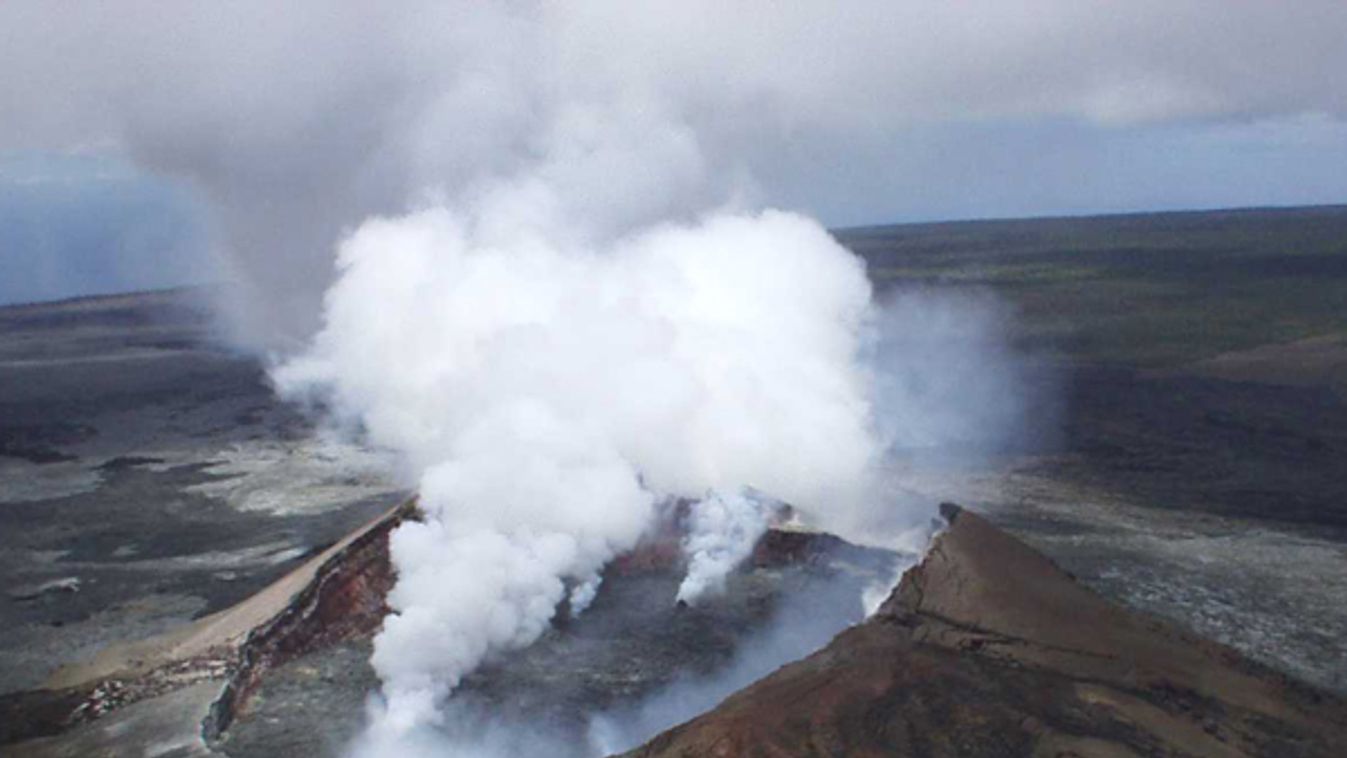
[0,290,403,696]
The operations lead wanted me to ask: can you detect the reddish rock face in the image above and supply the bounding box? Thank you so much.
[624,505,1347,758]
[610,497,807,576]
[207,499,411,735]
[0,500,416,747]
[750,529,852,569]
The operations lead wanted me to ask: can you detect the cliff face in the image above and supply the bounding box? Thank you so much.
[624,504,1347,758]
[0,499,414,749]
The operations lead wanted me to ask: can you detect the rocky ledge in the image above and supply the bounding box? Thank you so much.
[0,499,415,752]
[625,504,1347,758]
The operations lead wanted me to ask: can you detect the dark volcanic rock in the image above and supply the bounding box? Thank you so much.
[625,504,1347,758]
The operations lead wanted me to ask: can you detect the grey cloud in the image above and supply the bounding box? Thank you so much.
[2,1,1344,341]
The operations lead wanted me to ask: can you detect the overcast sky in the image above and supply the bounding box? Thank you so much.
[2,1,1346,309]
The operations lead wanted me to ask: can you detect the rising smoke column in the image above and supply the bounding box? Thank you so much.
[676,490,773,606]
[0,3,1048,751]
[44,2,1038,746]
[2,1,1337,753]
[274,201,886,745]
[0,0,1044,747]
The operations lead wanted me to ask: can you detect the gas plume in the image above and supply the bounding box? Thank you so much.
[6,3,1346,343]
[675,491,772,606]
[240,5,1044,747]
[0,2,1076,750]
[274,202,889,745]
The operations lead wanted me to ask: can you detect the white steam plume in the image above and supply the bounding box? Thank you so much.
[676,490,772,606]
[0,1,1058,749]
[259,5,1044,745]
[274,203,886,745]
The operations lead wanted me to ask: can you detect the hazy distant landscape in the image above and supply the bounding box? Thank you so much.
[843,205,1347,368]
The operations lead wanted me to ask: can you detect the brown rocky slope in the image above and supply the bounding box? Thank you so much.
[624,504,1347,757]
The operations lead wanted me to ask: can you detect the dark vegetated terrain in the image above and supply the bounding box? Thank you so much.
[840,204,1347,367]
[841,205,1347,528]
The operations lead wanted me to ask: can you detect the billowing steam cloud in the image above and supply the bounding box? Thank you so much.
[0,1,1121,751]
[275,203,886,744]
[676,491,772,606]
[5,3,1347,343]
